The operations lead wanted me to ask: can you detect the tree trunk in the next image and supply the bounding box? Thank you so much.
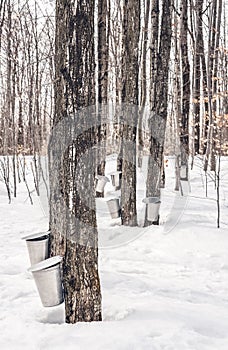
[145,0,172,226]
[204,0,222,171]
[192,0,203,155]
[179,0,190,180]
[211,0,222,171]
[96,0,109,197]
[120,0,140,226]
[138,0,150,167]
[50,0,102,324]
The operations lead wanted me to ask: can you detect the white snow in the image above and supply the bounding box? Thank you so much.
[0,155,228,350]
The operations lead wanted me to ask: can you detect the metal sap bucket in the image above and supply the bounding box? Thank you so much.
[28,256,64,307]
[22,231,49,265]
[96,175,110,193]
[180,165,187,180]
[107,198,121,219]
[109,171,122,189]
[143,197,161,221]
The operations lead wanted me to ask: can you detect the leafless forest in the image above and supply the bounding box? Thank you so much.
[0,0,227,323]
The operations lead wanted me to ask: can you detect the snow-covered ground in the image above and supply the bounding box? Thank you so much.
[0,155,228,350]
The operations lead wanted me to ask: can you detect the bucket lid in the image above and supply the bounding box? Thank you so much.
[28,256,62,272]
[106,197,120,203]
[142,197,161,204]
[22,230,50,241]
[108,171,122,175]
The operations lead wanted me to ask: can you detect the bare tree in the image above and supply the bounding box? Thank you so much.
[192,0,203,156]
[50,0,102,323]
[179,0,190,180]
[145,0,172,226]
[138,0,150,166]
[119,0,140,226]
[96,0,110,197]
[204,0,223,171]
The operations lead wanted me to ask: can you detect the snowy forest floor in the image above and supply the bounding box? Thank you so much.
[0,155,228,350]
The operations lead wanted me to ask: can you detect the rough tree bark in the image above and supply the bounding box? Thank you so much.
[138,0,150,167]
[192,0,203,155]
[120,0,140,226]
[0,0,6,153]
[96,0,109,198]
[179,0,190,180]
[145,0,172,226]
[204,0,222,171]
[49,0,102,324]
[210,0,222,171]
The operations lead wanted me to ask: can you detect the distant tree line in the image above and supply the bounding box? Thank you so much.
[0,0,54,155]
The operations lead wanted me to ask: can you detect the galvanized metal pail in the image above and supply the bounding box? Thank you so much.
[107,198,121,219]
[180,165,187,180]
[22,231,50,266]
[143,197,161,221]
[110,171,122,189]
[28,256,64,307]
[96,175,110,193]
